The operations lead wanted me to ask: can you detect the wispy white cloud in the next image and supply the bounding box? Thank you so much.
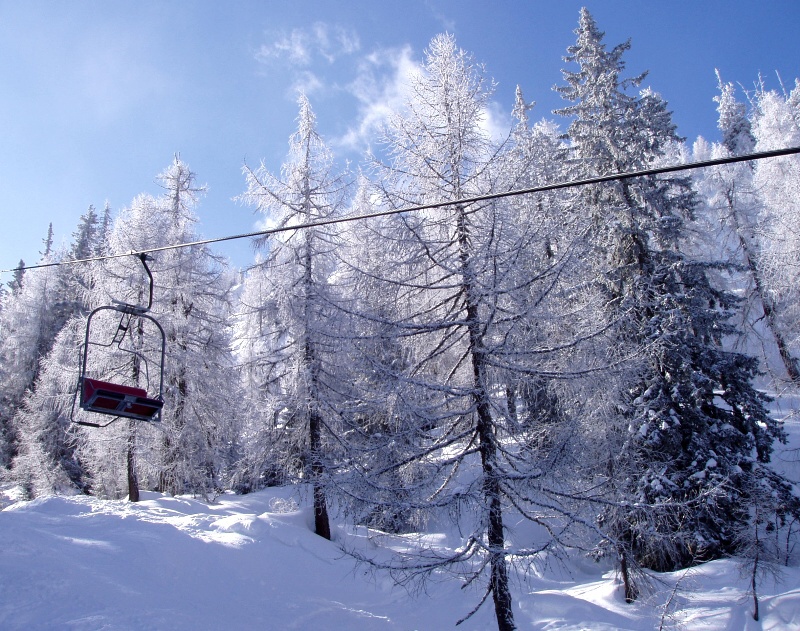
[480,100,512,144]
[255,25,509,154]
[289,70,324,97]
[256,28,312,65]
[313,23,361,62]
[256,23,360,67]
[333,42,509,152]
[334,45,421,151]
[424,1,456,33]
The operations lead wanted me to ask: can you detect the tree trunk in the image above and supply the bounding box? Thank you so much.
[480,410,515,631]
[472,353,514,630]
[300,202,331,540]
[310,409,331,540]
[505,385,518,424]
[730,193,800,382]
[752,570,760,621]
[619,546,637,603]
[458,204,515,631]
[128,315,143,502]
[751,507,761,621]
[127,421,139,502]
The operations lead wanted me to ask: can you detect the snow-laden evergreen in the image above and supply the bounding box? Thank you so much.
[1,212,107,487]
[751,82,800,376]
[72,158,242,501]
[692,76,800,383]
[336,33,619,631]
[553,9,799,600]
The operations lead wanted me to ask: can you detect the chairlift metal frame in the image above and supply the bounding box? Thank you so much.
[71,253,166,428]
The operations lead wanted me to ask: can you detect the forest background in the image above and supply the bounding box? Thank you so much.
[2,4,800,630]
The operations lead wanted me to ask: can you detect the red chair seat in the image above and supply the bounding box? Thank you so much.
[81,377,163,421]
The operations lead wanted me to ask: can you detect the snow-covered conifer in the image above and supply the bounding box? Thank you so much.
[75,158,241,501]
[715,71,756,156]
[3,212,107,487]
[751,82,800,375]
[692,78,799,383]
[237,94,350,539]
[10,319,86,496]
[0,251,65,467]
[556,9,797,590]
[348,33,605,631]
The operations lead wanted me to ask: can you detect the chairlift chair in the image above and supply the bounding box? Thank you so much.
[72,253,166,427]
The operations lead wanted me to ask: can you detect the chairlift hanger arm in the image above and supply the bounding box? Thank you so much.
[139,252,154,312]
[112,253,155,315]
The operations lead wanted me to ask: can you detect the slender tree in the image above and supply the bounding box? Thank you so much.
[9,319,87,496]
[0,245,67,469]
[237,95,350,539]
[348,34,601,630]
[5,213,108,493]
[41,224,54,259]
[751,81,800,379]
[693,76,800,383]
[6,260,25,296]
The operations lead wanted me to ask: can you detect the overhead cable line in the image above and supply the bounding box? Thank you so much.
[3,145,799,276]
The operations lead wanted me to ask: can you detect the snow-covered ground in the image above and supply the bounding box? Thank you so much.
[1,390,799,630]
[1,484,799,631]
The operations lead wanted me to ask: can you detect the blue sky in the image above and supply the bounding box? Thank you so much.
[1,1,799,273]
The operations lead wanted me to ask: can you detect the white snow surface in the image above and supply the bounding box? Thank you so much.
[1,485,799,631]
[1,396,799,630]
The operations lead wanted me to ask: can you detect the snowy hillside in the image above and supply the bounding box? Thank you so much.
[1,485,799,631]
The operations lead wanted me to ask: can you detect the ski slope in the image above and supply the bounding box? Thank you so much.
[2,485,799,630]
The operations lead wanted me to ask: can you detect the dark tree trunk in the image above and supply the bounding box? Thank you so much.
[310,409,331,540]
[300,201,331,541]
[619,546,637,603]
[505,385,518,425]
[129,321,143,503]
[752,568,760,621]
[127,421,139,502]
[458,204,515,631]
[478,404,515,631]
[751,507,761,621]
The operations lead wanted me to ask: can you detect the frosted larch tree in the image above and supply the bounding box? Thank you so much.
[238,95,350,540]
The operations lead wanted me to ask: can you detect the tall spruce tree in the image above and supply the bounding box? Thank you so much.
[692,76,800,383]
[9,319,87,496]
[556,9,798,597]
[370,34,515,629]
[0,237,70,471]
[151,158,240,499]
[6,213,109,494]
[74,158,240,501]
[751,81,800,379]
[6,260,25,296]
